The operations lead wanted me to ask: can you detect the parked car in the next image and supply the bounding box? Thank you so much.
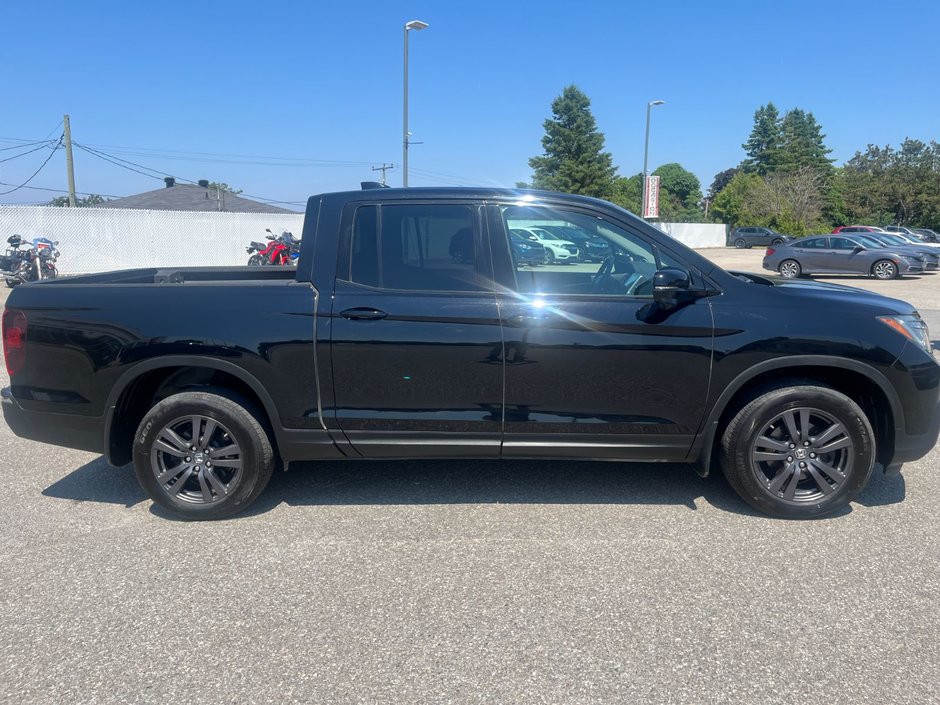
[729,227,791,249]
[914,228,940,243]
[850,233,939,270]
[510,227,578,264]
[763,235,924,279]
[509,231,546,266]
[884,225,922,239]
[3,187,939,522]
[832,225,881,234]
[535,225,610,262]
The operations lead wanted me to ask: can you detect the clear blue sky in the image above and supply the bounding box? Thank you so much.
[2,0,938,209]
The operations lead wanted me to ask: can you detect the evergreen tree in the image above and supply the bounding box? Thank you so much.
[741,102,781,175]
[528,85,617,197]
[777,110,834,174]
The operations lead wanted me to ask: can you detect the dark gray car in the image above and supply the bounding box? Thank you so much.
[762,235,925,279]
[729,226,791,249]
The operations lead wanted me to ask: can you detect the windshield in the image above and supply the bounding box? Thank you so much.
[855,235,886,248]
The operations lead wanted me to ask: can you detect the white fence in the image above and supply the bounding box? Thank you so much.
[655,222,727,248]
[0,206,729,275]
[0,206,305,274]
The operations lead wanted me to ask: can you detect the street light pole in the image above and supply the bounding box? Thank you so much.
[642,99,665,219]
[403,19,429,187]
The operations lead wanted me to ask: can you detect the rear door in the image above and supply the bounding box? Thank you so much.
[488,202,714,460]
[792,237,831,272]
[329,201,504,457]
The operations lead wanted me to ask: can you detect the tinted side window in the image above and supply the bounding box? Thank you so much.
[349,204,481,292]
[801,238,828,249]
[831,237,858,250]
[500,205,664,297]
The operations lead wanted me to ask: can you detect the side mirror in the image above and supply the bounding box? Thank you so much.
[852,245,864,253]
[652,268,691,310]
[265,228,273,234]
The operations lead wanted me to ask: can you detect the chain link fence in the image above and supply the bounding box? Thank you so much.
[0,206,305,274]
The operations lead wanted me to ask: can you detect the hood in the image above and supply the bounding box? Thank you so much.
[726,270,917,315]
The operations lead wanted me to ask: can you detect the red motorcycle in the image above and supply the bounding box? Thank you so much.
[246,229,300,266]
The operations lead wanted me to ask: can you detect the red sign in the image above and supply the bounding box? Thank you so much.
[642,175,661,219]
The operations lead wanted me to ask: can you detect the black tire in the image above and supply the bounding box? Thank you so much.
[247,254,263,266]
[871,259,899,280]
[734,238,748,249]
[771,238,784,246]
[778,259,801,278]
[133,391,275,520]
[720,384,875,519]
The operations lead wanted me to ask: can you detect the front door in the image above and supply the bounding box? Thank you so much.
[330,201,503,457]
[488,203,715,460]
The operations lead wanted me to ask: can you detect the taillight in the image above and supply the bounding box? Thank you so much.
[3,309,27,376]
[766,248,776,256]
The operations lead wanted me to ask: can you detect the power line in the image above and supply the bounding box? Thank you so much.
[0,142,55,164]
[0,182,122,198]
[0,137,62,196]
[0,139,56,152]
[75,142,306,207]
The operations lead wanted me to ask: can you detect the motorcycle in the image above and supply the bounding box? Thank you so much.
[246,229,301,266]
[1,235,59,287]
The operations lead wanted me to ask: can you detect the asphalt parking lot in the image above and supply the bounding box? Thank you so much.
[1,254,938,705]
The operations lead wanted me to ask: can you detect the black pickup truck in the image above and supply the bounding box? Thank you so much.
[3,187,939,519]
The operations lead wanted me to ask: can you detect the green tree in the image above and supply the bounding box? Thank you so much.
[652,163,703,222]
[207,182,242,195]
[528,85,617,197]
[741,102,781,175]
[777,109,834,175]
[47,194,107,207]
[609,174,643,214]
[707,168,738,200]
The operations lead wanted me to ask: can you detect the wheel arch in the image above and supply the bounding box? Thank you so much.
[105,357,283,466]
[693,356,901,476]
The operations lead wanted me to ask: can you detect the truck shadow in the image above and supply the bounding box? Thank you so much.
[42,456,906,519]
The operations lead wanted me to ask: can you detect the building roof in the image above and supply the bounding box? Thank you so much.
[96,181,297,214]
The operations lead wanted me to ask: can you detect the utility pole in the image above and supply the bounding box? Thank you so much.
[371,163,395,186]
[63,115,77,207]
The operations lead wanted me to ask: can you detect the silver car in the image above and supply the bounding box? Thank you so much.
[762,235,924,280]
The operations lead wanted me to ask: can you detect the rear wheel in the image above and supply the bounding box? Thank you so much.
[133,391,275,520]
[872,259,899,280]
[734,238,748,249]
[720,384,875,518]
[779,259,801,278]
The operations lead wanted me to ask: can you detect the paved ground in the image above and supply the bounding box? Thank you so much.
[1,258,939,704]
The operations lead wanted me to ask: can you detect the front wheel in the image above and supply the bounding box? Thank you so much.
[734,238,748,249]
[544,249,555,264]
[872,259,899,280]
[720,384,875,518]
[247,254,262,266]
[779,259,801,278]
[771,238,784,246]
[133,391,275,520]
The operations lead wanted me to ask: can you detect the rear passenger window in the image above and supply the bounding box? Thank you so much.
[349,204,482,292]
[801,238,828,249]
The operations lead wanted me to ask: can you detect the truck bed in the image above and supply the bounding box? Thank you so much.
[31,265,299,286]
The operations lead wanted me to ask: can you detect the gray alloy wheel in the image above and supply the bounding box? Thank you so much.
[771,238,784,245]
[749,407,854,504]
[779,259,801,278]
[872,259,899,280]
[544,249,555,264]
[133,391,274,520]
[149,414,243,506]
[720,383,875,519]
[734,238,748,249]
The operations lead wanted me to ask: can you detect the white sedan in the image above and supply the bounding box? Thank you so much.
[510,227,580,264]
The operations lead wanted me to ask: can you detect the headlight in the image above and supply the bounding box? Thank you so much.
[877,314,932,353]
